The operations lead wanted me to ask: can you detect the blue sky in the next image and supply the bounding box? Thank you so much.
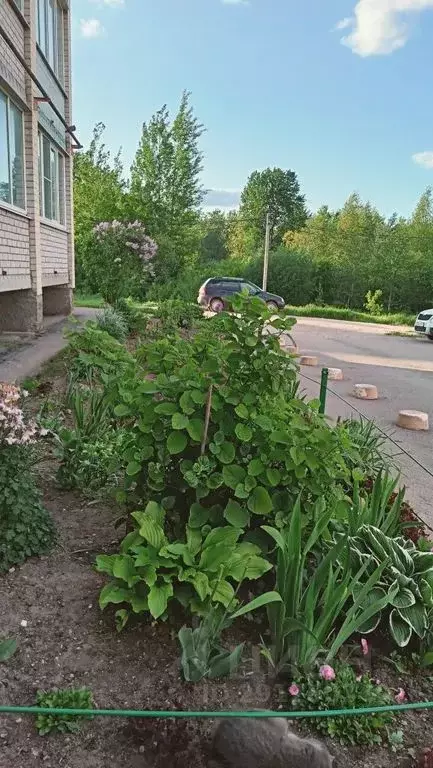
[72,0,433,217]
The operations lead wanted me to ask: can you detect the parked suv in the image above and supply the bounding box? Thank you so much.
[197,277,285,313]
[414,308,433,339]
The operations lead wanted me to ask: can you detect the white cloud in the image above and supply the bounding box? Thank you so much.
[413,151,433,169]
[335,17,353,30]
[80,18,105,38]
[90,0,124,6]
[337,0,433,57]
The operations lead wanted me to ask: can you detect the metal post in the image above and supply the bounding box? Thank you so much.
[262,211,271,291]
[319,368,329,415]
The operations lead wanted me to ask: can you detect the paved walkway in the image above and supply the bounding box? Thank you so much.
[0,308,96,383]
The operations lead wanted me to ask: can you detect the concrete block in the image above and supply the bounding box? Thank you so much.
[397,410,429,431]
[300,356,318,366]
[328,368,343,381]
[354,384,378,400]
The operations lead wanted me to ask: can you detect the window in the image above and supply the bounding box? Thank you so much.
[12,0,24,11]
[0,90,25,209]
[37,0,64,82]
[38,132,65,224]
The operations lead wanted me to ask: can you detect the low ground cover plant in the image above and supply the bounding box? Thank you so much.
[35,688,94,735]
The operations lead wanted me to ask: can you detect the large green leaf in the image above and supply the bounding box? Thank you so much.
[399,601,428,638]
[179,391,195,414]
[235,424,253,442]
[167,431,188,454]
[212,580,235,607]
[248,459,264,477]
[154,402,177,416]
[413,552,433,574]
[235,404,249,420]
[224,500,250,528]
[389,609,412,647]
[99,583,131,611]
[208,644,244,679]
[222,464,246,490]
[248,486,273,515]
[187,419,204,442]
[148,583,173,619]
[138,515,166,550]
[126,461,141,476]
[172,412,189,430]
[390,586,416,609]
[188,503,210,529]
[218,442,236,464]
[112,555,139,587]
[199,543,232,572]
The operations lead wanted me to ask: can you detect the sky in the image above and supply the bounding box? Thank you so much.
[72,0,433,217]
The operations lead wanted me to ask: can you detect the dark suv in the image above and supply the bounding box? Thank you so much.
[197,277,285,313]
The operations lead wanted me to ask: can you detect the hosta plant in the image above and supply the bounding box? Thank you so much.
[345,525,433,647]
[96,501,272,629]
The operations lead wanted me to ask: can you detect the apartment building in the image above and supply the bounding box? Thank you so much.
[0,0,76,333]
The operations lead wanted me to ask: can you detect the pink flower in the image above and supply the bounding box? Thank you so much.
[289,683,300,696]
[361,638,369,656]
[319,665,336,681]
[395,688,406,704]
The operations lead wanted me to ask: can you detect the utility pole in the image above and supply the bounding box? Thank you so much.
[262,210,271,292]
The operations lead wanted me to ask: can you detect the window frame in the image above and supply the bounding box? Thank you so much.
[0,88,26,212]
[38,131,66,226]
[36,0,65,84]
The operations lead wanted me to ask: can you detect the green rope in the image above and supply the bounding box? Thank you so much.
[1,701,433,718]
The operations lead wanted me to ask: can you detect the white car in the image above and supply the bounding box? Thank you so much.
[414,308,433,339]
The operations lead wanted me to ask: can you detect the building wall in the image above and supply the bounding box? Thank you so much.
[0,207,31,292]
[0,0,26,102]
[40,222,68,284]
[0,0,74,331]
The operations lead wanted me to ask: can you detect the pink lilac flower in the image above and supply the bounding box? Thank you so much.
[288,683,300,696]
[361,638,369,656]
[395,688,406,704]
[319,665,336,682]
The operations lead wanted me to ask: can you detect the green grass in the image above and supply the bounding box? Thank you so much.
[285,304,415,327]
[74,294,105,308]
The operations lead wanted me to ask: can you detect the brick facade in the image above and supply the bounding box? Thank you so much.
[0,0,74,333]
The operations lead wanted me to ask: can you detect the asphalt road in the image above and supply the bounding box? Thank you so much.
[289,317,433,529]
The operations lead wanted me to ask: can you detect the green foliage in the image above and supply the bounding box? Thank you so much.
[0,446,55,573]
[0,637,17,662]
[263,499,392,670]
[35,688,93,735]
[178,591,280,682]
[129,91,205,263]
[66,324,134,381]
[338,417,396,478]
[95,306,129,342]
[54,383,124,495]
[96,500,272,627]
[240,168,308,249]
[345,525,433,647]
[292,664,395,746]
[73,123,125,292]
[365,289,384,315]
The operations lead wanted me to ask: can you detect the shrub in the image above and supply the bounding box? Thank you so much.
[96,500,272,629]
[0,384,55,572]
[84,220,157,304]
[338,417,396,478]
[365,289,384,315]
[290,663,395,746]
[35,688,93,735]
[95,306,129,342]
[66,324,135,381]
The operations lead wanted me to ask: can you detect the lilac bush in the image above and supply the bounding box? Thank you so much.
[88,220,158,304]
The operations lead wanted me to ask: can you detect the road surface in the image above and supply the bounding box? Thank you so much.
[289,317,433,529]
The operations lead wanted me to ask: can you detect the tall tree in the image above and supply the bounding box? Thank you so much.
[239,167,307,249]
[199,209,229,261]
[129,91,205,264]
[73,123,126,289]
